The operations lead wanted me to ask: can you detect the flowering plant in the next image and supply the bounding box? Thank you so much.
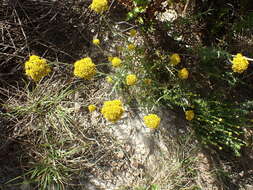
[74,57,96,80]
[25,55,51,82]
[101,100,124,122]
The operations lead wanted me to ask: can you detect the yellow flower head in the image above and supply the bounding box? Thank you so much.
[88,104,96,112]
[185,110,194,121]
[101,99,124,122]
[25,55,51,82]
[231,53,249,73]
[90,0,108,14]
[178,68,189,79]
[126,74,137,85]
[93,39,100,45]
[169,53,181,66]
[129,29,137,37]
[111,57,122,67]
[74,57,96,80]
[106,76,113,83]
[143,114,161,129]
[127,43,136,50]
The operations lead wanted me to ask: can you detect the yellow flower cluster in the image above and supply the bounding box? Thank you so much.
[126,74,137,85]
[101,99,124,122]
[170,53,181,66]
[25,55,51,82]
[129,29,137,37]
[185,110,194,121]
[231,53,249,73]
[74,57,96,80]
[90,0,108,14]
[178,68,189,79]
[93,39,100,45]
[143,114,161,129]
[127,43,136,50]
[106,76,113,83]
[111,57,122,67]
[88,104,96,112]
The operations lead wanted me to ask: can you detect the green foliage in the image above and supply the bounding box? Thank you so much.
[126,0,150,21]
[25,144,70,190]
[234,12,253,33]
[111,17,252,156]
[193,99,249,156]
[150,184,160,190]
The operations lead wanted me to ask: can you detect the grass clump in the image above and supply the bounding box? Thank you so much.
[1,74,121,189]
